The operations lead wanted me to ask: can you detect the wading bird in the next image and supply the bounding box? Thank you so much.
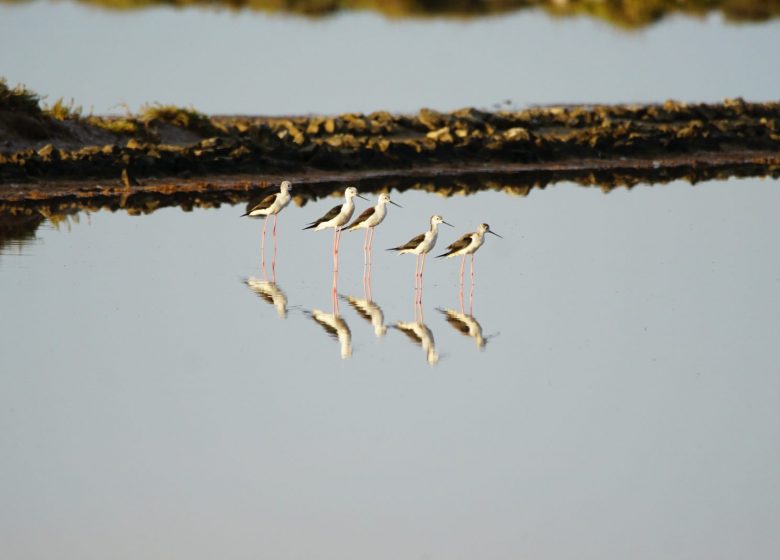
[346,193,401,265]
[303,186,367,272]
[241,180,293,271]
[437,223,502,295]
[388,215,453,302]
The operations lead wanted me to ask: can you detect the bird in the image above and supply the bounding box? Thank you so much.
[303,186,367,272]
[346,193,401,266]
[388,215,453,302]
[241,180,293,271]
[437,223,502,291]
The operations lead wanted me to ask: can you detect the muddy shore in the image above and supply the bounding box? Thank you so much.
[3,99,780,204]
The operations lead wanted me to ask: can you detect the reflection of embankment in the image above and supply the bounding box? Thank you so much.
[2,0,778,27]
[2,155,779,249]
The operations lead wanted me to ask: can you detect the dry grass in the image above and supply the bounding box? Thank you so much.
[44,98,84,121]
[139,103,218,135]
[0,78,42,116]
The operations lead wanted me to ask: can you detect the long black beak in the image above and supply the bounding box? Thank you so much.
[488,230,503,239]
[443,221,455,227]
[390,200,403,208]
[357,194,369,201]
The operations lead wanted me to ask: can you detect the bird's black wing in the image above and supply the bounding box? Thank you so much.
[389,233,425,252]
[241,193,277,217]
[347,207,375,230]
[303,203,342,230]
[436,233,473,257]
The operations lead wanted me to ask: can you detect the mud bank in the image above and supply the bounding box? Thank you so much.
[2,99,780,193]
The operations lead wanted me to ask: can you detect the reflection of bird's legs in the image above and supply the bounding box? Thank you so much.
[366,265,372,301]
[332,270,338,310]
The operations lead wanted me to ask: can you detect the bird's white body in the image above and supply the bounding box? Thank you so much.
[348,199,387,230]
[443,228,486,257]
[247,181,292,217]
[395,215,446,255]
[309,187,361,231]
[313,198,355,230]
[348,193,398,231]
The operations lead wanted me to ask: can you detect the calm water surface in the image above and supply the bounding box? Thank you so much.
[1,4,779,113]
[2,178,780,559]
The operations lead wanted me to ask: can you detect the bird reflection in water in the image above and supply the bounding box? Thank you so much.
[342,265,387,338]
[244,278,288,319]
[437,308,490,350]
[394,303,439,365]
[306,296,353,360]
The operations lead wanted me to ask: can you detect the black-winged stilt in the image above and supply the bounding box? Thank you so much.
[303,186,367,273]
[388,215,453,302]
[242,180,293,272]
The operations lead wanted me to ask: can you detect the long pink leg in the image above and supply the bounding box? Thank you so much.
[469,254,476,314]
[366,263,372,301]
[332,228,338,271]
[418,252,427,303]
[335,227,342,270]
[260,218,268,272]
[362,228,369,266]
[413,254,420,297]
[271,214,278,277]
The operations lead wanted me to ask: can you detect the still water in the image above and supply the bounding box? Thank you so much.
[2,178,779,558]
[1,3,780,114]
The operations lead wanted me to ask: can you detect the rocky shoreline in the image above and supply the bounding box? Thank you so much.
[2,99,780,197]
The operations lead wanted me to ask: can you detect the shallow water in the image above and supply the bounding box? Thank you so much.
[1,4,780,114]
[2,178,780,559]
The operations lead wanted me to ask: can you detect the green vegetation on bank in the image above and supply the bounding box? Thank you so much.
[2,0,779,27]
